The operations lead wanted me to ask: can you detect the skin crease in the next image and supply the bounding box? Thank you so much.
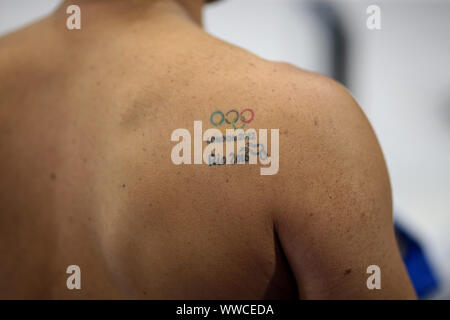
[0,0,416,299]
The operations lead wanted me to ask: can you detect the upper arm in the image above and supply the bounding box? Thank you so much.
[273,75,416,299]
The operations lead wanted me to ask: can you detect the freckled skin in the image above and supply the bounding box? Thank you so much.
[0,0,415,299]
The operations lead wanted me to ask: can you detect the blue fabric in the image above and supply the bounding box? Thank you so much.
[395,224,439,298]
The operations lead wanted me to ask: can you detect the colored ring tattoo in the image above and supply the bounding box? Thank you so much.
[225,110,240,124]
[232,118,247,129]
[210,110,225,127]
[240,109,255,124]
[210,109,255,128]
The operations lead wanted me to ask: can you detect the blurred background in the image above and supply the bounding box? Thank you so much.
[1,0,449,299]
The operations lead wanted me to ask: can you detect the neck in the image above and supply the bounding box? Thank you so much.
[59,0,205,26]
[176,0,204,25]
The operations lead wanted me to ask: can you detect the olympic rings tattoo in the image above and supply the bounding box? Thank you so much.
[210,109,255,129]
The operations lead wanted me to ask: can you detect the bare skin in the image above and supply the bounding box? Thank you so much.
[0,0,416,299]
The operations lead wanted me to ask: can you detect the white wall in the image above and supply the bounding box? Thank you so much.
[204,0,331,75]
[0,0,61,36]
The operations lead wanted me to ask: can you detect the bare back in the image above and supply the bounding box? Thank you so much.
[0,1,416,299]
[0,4,298,299]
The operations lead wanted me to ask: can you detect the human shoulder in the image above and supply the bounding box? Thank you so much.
[235,58,393,222]
[252,63,415,299]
